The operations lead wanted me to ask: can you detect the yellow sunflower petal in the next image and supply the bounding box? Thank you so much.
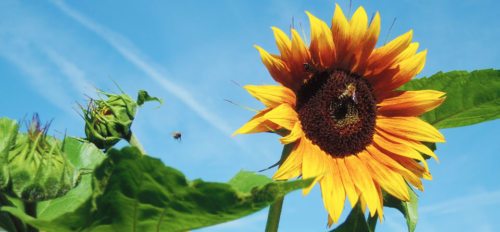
[372,134,425,162]
[348,6,369,67]
[306,11,336,68]
[336,158,360,207]
[254,45,298,89]
[376,127,439,161]
[244,85,296,108]
[302,139,328,194]
[273,139,304,180]
[359,151,410,201]
[233,108,279,135]
[366,30,413,75]
[345,155,380,217]
[325,158,346,223]
[289,29,311,80]
[280,122,304,144]
[331,4,350,62]
[271,26,292,61]
[378,90,446,117]
[376,116,445,143]
[365,144,424,191]
[355,12,381,74]
[375,50,427,93]
[390,155,432,180]
[262,103,298,130]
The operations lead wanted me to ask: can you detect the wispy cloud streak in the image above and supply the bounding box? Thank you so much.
[51,0,233,136]
[420,189,500,214]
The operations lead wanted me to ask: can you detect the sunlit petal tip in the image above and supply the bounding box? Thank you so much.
[423,172,433,180]
[333,3,348,24]
[302,176,321,195]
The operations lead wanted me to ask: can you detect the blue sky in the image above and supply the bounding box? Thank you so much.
[0,0,499,231]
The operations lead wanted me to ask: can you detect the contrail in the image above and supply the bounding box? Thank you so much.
[51,0,233,136]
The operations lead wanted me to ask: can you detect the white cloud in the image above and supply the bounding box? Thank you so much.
[420,189,500,214]
[51,0,233,136]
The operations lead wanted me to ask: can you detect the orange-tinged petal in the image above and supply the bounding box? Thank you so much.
[271,26,292,61]
[366,144,424,190]
[273,140,304,180]
[359,151,410,201]
[378,90,446,117]
[390,155,432,180]
[355,12,381,74]
[244,85,296,108]
[254,45,297,89]
[233,108,279,135]
[366,30,413,75]
[262,103,298,130]
[280,122,304,144]
[336,158,359,207]
[348,6,369,67]
[375,50,427,93]
[289,29,311,81]
[393,42,420,65]
[373,133,425,162]
[376,116,445,143]
[376,127,439,161]
[306,11,336,68]
[331,4,350,61]
[345,155,380,217]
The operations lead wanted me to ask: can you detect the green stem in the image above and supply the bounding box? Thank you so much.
[127,132,147,155]
[23,201,37,232]
[265,196,284,232]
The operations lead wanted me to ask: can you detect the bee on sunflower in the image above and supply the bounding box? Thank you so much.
[234,4,446,225]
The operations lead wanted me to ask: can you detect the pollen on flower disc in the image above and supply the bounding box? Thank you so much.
[296,69,377,157]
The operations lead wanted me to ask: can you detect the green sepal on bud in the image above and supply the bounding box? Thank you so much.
[1,115,78,202]
[0,118,18,189]
[81,89,161,150]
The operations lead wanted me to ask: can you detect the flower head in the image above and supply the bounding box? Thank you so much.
[235,4,445,224]
[82,91,138,150]
[7,114,76,202]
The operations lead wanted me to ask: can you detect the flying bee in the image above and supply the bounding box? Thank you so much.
[339,83,358,104]
[171,131,182,141]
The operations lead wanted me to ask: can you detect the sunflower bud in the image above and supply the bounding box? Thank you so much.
[81,89,162,150]
[7,115,76,202]
[82,91,138,150]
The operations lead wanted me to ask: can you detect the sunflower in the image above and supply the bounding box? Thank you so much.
[234,4,446,224]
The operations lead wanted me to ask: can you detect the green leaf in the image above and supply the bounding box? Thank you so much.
[401,69,500,129]
[0,118,18,189]
[0,137,106,232]
[136,90,163,106]
[330,204,372,232]
[383,187,418,232]
[5,146,311,232]
[36,137,106,220]
[228,170,272,192]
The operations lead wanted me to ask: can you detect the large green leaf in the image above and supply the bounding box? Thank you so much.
[36,137,106,220]
[330,204,372,232]
[383,187,419,232]
[4,147,312,232]
[401,69,500,128]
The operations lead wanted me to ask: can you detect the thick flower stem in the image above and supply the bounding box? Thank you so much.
[24,201,38,232]
[265,196,285,232]
[127,132,147,155]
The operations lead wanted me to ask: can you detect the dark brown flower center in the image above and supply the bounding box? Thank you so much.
[296,69,376,157]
